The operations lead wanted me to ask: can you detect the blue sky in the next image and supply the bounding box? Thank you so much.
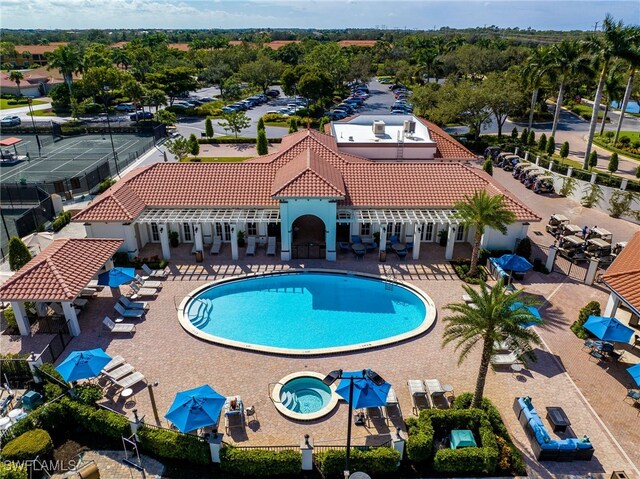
[1,0,637,31]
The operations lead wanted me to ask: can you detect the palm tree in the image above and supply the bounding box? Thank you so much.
[613,42,640,143]
[547,40,591,138]
[454,190,516,277]
[9,70,23,97]
[46,44,83,91]
[443,280,542,409]
[582,15,640,169]
[522,46,550,131]
[599,62,626,136]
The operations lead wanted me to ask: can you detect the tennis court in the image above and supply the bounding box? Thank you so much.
[0,133,155,184]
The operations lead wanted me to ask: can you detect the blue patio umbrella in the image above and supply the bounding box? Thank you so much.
[511,302,543,328]
[335,371,391,409]
[165,385,226,433]
[97,267,136,287]
[583,315,634,343]
[495,254,534,273]
[55,348,112,382]
[627,364,640,387]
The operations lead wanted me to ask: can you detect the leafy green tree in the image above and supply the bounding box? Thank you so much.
[46,44,83,89]
[9,70,23,96]
[9,236,32,271]
[588,151,598,170]
[188,133,199,157]
[511,127,518,139]
[288,118,299,133]
[608,152,619,175]
[257,117,265,132]
[560,141,570,163]
[454,190,516,277]
[219,110,251,138]
[482,159,493,176]
[443,280,541,408]
[148,66,198,106]
[165,137,190,161]
[538,133,547,152]
[546,136,555,156]
[154,109,176,125]
[527,129,536,146]
[205,117,214,138]
[256,129,268,155]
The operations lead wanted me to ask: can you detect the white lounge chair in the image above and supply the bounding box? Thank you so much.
[114,303,145,319]
[114,371,145,389]
[103,317,136,335]
[119,296,149,311]
[266,236,276,256]
[210,236,222,255]
[129,283,158,297]
[408,380,430,414]
[141,263,168,278]
[134,275,162,289]
[246,236,256,256]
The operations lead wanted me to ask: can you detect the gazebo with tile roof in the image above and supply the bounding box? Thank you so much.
[0,238,123,336]
[602,231,640,325]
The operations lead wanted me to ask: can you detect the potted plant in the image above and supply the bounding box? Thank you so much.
[438,229,448,247]
[169,231,179,247]
[237,230,246,247]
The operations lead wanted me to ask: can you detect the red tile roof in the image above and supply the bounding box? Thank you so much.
[74,129,539,223]
[0,239,123,301]
[603,231,640,313]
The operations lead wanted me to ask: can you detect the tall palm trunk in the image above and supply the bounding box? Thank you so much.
[527,88,538,130]
[599,102,610,135]
[583,69,606,169]
[551,82,565,138]
[614,69,635,143]
[472,335,493,408]
[469,229,483,277]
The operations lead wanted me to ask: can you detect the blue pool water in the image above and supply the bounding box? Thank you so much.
[185,272,428,351]
[611,100,639,114]
[279,377,332,414]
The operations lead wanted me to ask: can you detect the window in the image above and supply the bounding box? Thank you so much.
[151,223,160,242]
[183,222,192,242]
[247,222,257,236]
[456,224,465,241]
[422,223,434,242]
[360,223,371,236]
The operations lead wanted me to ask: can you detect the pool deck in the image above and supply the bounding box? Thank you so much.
[4,239,640,478]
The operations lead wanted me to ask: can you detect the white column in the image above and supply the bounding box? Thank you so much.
[412,224,422,260]
[159,223,171,260]
[123,224,139,259]
[585,258,599,286]
[445,224,456,260]
[230,224,239,260]
[61,301,81,336]
[604,294,621,317]
[194,223,204,252]
[10,301,30,336]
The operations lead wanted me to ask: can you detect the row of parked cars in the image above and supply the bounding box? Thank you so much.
[324,83,371,121]
[484,147,554,194]
[221,90,279,114]
[389,84,413,114]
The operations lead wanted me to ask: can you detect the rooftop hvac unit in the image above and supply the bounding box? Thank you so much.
[372,120,386,135]
[403,120,416,134]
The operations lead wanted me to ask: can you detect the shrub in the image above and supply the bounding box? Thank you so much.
[515,237,532,260]
[0,462,28,479]
[0,429,53,462]
[74,383,104,405]
[137,426,210,465]
[571,300,601,339]
[8,236,32,271]
[220,447,301,476]
[315,447,400,478]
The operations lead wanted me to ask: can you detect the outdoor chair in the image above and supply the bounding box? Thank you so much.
[129,283,158,297]
[119,296,149,311]
[134,275,162,289]
[408,380,430,414]
[114,302,145,319]
[385,387,402,422]
[266,236,277,256]
[141,263,168,278]
[624,389,640,406]
[246,237,257,256]
[102,316,135,335]
[210,236,223,255]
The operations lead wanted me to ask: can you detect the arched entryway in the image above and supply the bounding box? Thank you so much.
[292,215,326,259]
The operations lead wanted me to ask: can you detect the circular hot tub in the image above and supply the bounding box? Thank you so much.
[271,372,339,421]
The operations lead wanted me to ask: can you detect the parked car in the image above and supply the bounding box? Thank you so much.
[130,111,154,121]
[1,116,21,126]
[115,103,136,112]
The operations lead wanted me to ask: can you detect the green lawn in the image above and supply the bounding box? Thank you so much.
[180,156,252,163]
[0,98,47,110]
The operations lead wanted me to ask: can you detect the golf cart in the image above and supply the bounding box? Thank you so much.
[589,227,612,243]
[585,238,613,262]
[546,214,569,235]
[558,235,586,260]
[523,170,546,188]
[512,161,531,177]
[533,175,554,194]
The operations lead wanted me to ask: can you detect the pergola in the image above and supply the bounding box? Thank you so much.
[0,238,123,336]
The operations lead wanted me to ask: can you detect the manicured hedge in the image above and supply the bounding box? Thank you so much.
[0,462,28,479]
[197,136,283,145]
[315,447,400,478]
[220,447,301,476]
[0,429,53,462]
[137,426,210,465]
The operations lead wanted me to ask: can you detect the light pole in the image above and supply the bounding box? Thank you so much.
[323,369,386,478]
[102,86,121,177]
[26,98,42,157]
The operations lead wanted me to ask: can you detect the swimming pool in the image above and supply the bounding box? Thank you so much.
[178,269,435,355]
[271,372,339,420]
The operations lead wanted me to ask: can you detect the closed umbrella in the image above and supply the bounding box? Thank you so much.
[495,254,534,272]
[627,364,640,387]
[335,370,391,409]
[55,348,112,382]
[165,385,225,433]
[583,315,634,343]
[97,267,136,287]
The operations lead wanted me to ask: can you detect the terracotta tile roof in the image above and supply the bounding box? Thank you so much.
[0,239,123,301]
[74,129,539,223]
[603,231,640,313]
[272,148,346,198]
